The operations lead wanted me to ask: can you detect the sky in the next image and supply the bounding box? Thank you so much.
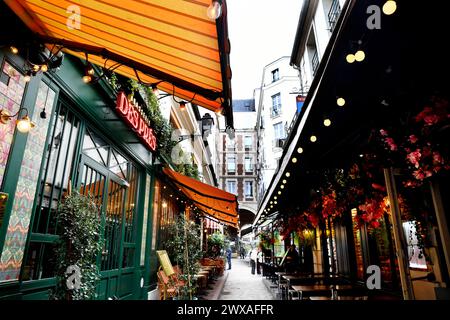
[227,0,303,99]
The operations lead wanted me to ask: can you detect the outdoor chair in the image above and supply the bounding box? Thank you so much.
[157,269,179,300]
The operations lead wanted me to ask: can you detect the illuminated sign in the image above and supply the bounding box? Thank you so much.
[116,91,157,151]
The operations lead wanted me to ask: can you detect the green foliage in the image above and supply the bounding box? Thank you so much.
[52,191,103,300]
[165,215,202,299]
[206,232,225,257]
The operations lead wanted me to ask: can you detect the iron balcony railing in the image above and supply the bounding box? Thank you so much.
[328,0,341,33]
[312,51,319,76]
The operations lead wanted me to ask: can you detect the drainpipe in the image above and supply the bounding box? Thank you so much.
[383,168,415,300]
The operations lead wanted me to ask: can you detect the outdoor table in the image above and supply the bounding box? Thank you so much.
[290,284,354,300]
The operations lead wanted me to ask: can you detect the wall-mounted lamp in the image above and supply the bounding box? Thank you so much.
[0,108,36,133]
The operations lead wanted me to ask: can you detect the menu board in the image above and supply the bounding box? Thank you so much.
[156,250,175,276]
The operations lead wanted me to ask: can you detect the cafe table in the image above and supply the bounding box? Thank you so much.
[290,284,354,300]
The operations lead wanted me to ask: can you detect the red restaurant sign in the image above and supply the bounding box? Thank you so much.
[116,91,157,151]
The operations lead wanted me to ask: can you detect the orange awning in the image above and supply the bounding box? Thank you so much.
[5,0,233,125]
[163,168,238,228]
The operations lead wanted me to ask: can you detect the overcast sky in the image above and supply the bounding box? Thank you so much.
[227,0,303,99]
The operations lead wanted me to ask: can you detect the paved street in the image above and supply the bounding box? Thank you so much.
[219,258,274,300]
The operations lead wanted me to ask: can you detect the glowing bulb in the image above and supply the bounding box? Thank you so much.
[383,1,397,15]
[274,196,277,200]
[278,191,282,195]
[282,180,287,184]
[310,135,317,142]
[83,75,92,83]
[324,119,331,127]
[24,74,31,83]
[285,172,290,177]
[270,201,273,204]
[41,64,48,72]
[346,54,355,63]
[207,1,222,20]
[297,147,303,154]
[33,64,40,72]
[16,116,35,133]
[280,185,285,189]
[337,97,346,107]
[292,157,297,163]
[10,46,19,54]
[355,50,365,62]
[274,201,277,204]
[180,102,187,110]
[87,67,95,75]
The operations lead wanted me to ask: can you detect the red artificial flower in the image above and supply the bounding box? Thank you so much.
[408,135,418,144]
[371,183,386,192]
[370,220,380,228]
[379,129,388,137]
[413,169,425,180]
[433,151,444,165]
[406,149,421,168]
[385,137,397,151]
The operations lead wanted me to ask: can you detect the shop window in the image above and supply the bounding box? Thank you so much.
[83,128,109,167]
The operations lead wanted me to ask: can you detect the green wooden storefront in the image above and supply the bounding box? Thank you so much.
[0,48,161,300]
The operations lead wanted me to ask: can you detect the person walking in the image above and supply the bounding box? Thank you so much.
[226,247,232,270]
[250,247,257,274]
[256,248,263,275]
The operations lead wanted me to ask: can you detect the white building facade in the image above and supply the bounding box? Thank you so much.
[255,57,301,206]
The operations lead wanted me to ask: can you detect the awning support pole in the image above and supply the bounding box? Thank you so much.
[430,180,450,278]
[383,168,414,300]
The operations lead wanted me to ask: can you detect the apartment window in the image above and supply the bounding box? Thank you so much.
[227,180,237,195]
[271,93,282,117]
[245,181,253,198]
[244,136,252,150]
[311,50,319,76]
[244,157,253,172]
[227,155,236,173]
[271,68,280,82]
[226,135,235,151]
[273,122,285,140]
[327,0,341,32]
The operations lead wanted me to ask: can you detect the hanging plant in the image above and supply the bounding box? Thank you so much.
[52,190,103,300]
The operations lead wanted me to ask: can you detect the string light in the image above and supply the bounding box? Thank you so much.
[274,196,277,200]
[82,75,92,83]
[310,135,317,143]
[346,54,355,63]
[323,119,331,127]
[24,71,32,83]
[278,191,282,195]
[382,1,397,15]
[10,46,19,54]
[337,97,346,107]
[292,157,297,163]
[179,101,187,111]
[297,147,303,154]
[354,50,365,62]
[282,179,287,184]
[41,64,48,72]
[285,172,290,177]
[280,185,285,189]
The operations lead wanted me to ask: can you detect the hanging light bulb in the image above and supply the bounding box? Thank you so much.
[292,157,297,163]
[278,191,282,195]
[274,196,278,200]
[10,46,19,54]
[24,71,32,83]
[83,75,92,83]
[280,185,285,189]
[297,147,303,154]
[179,101,187,110]
[87,64,95,75]
[282,179,287,184]
[323,119,331,127]
[285,172,290,177]
[41,64,48,72]
[337,97,346,107]
[16,115,35,133]
[32,64,40,72]
[310,135,317,142]
[346,54,355,63]
[354,50,365,62]
[207,1,222,20]
[382,1,397,15]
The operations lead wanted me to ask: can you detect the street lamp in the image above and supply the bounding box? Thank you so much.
[201,113,214,137]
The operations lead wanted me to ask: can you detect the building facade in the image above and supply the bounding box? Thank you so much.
[255,57,300,207]
[218,100,258,230]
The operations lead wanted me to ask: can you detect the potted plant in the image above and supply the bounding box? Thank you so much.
[52,190,103,300]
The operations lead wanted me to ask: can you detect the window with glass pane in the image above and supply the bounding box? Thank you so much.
[83,128,109,167]
[272,68,280,82]
[244,157,253,172]
[271,93,281,117]
[227,181,237,195]
[244,136,252,150]
[273,122,285,140]
[227,155,236,172]
[245,181,253,197]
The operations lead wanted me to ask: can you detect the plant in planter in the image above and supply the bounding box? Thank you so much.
[165,214,202,300]
[52,190,103,300]
[207,231,225,258]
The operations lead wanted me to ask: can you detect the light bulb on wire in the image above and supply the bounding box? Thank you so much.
[383,1,397,15]
[355,50,365,62]
[346,54,355,63]
[207,1,222,20]
[337,97,346,107]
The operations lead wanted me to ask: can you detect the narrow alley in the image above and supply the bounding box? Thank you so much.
[219,258,274,300]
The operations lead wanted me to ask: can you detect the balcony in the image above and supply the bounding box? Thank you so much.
[328,0,341,33]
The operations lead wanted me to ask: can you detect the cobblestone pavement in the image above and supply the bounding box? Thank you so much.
[219,258,274,300]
